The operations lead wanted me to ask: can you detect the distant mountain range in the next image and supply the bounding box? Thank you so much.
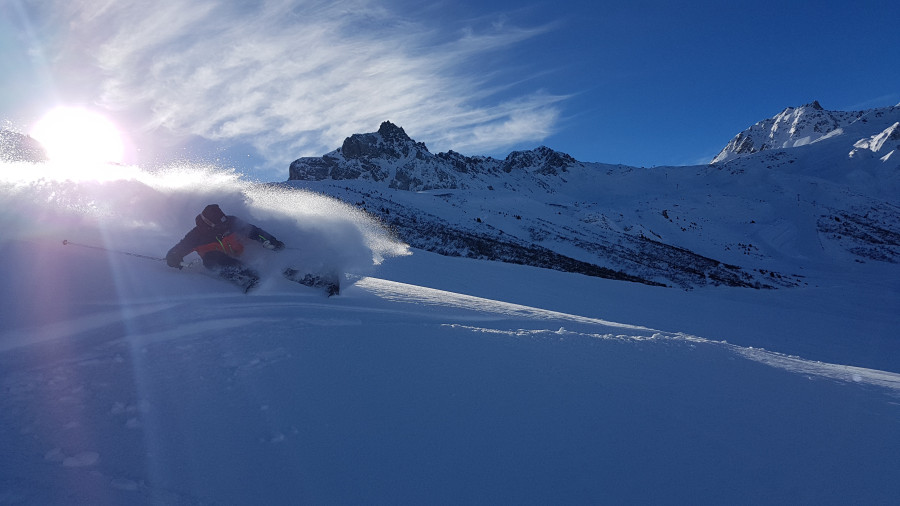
[283,102,897,289]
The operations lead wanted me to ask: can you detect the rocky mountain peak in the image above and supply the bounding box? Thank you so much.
[377,121,411,143]
[711,101,874,164]
[340,120,426,161]
[502,146,577,175]
[804,100,824,111]
[290,123,579,191]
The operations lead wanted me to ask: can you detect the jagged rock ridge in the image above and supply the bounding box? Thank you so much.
[290,121,579,192]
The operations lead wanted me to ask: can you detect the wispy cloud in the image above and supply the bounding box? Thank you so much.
[34,0,567,171]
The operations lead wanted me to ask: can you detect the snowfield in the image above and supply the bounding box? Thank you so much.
[2,162,900,504]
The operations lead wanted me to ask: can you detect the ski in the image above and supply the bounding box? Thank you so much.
[282,268,340,297]
[217,266,261,293]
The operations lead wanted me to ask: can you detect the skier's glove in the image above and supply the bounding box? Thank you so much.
[166,254,183,269]
[263,239,286,251]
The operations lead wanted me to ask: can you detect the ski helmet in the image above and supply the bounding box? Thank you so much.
[198,204,227,228]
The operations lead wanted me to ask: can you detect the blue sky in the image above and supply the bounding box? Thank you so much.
[2,0,899,180]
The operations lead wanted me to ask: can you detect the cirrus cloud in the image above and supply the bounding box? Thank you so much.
[33,0,568,174]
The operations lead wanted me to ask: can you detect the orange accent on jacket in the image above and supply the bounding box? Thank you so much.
[194,233,245,257]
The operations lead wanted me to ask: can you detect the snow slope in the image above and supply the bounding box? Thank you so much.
[2,162,900,504]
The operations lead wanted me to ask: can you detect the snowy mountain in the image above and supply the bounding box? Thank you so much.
[288,108,900,290]
[711,100,900,164]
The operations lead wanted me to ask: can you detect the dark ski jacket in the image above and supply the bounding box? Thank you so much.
[166,214,280,268]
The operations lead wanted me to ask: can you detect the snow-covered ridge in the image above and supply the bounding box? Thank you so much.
[851,121,900,161]
[711,101,900,164]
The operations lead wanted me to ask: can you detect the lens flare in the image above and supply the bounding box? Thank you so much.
[31,107,126,168]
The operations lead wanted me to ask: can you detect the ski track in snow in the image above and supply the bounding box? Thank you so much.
[0,303,177,352]
[355,277,656,330]
[5,272,899,403]
[355,276,900,394]
[4,273,898,399]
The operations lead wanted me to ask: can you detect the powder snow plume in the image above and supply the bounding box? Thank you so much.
[0,160,410,279]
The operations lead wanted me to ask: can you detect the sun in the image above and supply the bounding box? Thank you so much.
[31,106,125,166]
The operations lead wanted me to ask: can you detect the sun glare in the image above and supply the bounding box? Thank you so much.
[31,107,125,166]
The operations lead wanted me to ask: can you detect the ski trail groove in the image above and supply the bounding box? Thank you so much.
[357,276,900,393]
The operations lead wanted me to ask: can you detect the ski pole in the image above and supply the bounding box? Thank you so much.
[62,239,165,262]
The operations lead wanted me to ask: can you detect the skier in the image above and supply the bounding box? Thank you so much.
[166,204,285,292]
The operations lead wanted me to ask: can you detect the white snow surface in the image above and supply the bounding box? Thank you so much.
[2,161,900,504]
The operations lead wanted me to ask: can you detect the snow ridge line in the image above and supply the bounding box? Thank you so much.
[729,345,900,393]
[444,324,900,393]
[356,277,900,393]
[355,277,655,331]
